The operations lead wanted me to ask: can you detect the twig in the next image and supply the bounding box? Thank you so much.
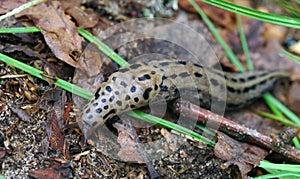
[174,100,300,163]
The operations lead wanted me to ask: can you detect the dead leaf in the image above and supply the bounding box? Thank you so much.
[288,81,300,115]
[215,132,268,178]
[8,103,34,123]
[17,1,84,68]
[0,0,29,14]
[47,110,71,160]
[29,158,71,179]
[66,7,99,28]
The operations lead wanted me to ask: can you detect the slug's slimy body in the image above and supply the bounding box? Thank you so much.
[80,59,289,135]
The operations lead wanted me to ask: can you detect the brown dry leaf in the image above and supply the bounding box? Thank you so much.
[215,132,268,178]
[36,88,63,110]
[18,1,83,68]
[0,0,29,14]
[47,110,71,160]
[28,159,71,179]
[66,7,99,28]
[8,104,34,123]
[288,81,300,115]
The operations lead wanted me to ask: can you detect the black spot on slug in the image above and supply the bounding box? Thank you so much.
[138,74,151,81]
[130,86,137,93]
[159,62,170,66]
[101,98,106,103]
[130,104,136,108]
[94,87,101,100]
[96,108,102,114]
[179,72,189,78]
[103,109,116,120]
[193,63,203,68]
[87,115,93,120]
[106,86,112,93]
[103,105,109,110]
[243,85,257,93]
[151,71,156,74]
[92,121,98,126]
[227,86,236,93]
[231,78,238,83]
[162,75,167,81]
[124,104,129,110]
[194,72,203,78]
[248,76,257,81]
[177,61,186,65]
[160,85,168,91]
[143,88,153,100]
[115,91,120,95]
[259,80,267,86]
[240,78,246,83]
[116,100,122,106]
[85,109,91,114]
[109,96,115,102]
[134,97,139,103]
[210,78,219,86]
[93,102,98,107]
[118,68,130,73]
[130,63,142,69]
[154,84,158,91]
[112,76,117,82]
[120,81,128,87]
[125,95,131,100]
[169,74,177,79]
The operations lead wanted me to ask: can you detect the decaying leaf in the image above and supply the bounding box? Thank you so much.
[17,1,84,69]
[215,132,268,178]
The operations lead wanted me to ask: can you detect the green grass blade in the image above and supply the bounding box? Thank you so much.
[236,13,253,70]
[259,160,300,172]
[281,48,300,64]
[257,111,299,127]
[0,52,93,100]
[127,110,215,146]
[263,93,300,126]
[77,28,128,67]
[0,27,40,33]
[188,0,245,71]
[201,0,300,28]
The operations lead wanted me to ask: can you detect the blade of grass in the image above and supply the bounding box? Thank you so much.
[254,172,300,179]
[77,28,128,67]
[280,48,300,64]
[236,12,253,70]
[188,0,245,71]
[263,93,300,126]
[200,0,300,28]
[293,137,300,149]
[259,160,300,172]
[257,111,299,127]
[127,110,215,146]
[0,27,40,33]
[0,0,46,22]
[0,53,93,100]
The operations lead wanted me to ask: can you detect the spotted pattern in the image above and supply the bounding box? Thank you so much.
[80,59,289,135]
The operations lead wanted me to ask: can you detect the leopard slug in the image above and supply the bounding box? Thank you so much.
[80,59,289,135]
